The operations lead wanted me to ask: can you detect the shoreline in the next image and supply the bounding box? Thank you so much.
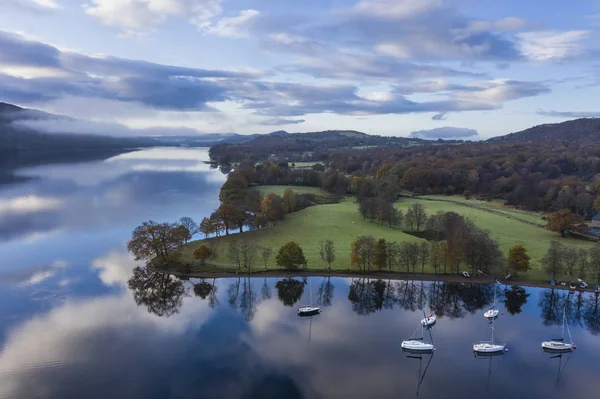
[165,269,599,293]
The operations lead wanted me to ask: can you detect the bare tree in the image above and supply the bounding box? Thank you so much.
[228,240,242,270]
[418,242,430,273]
[240,240,257,271]
[319,240,336,270]
[261,247,273,270]
[405,203,428,231]
[385,241,399,271]
[541,241,565,280]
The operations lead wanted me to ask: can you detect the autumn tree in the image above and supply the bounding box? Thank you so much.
[541,241,565,280]
[508,245,531,275]
[282,188,297,213]
[276,241,307,270]
[319,239,336,269]
[261,247,273,270]
[193,245,213,265]
[350,236,377,271]
[199,217,214,238]
[219,173,249,204]
[405,203,427,231]
[127,220,184,263]
[178,217,199,242]
[261,193,286,222]
[546,209,585,237]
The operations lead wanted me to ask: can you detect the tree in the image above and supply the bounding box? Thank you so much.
[261,247,273,270]
[399,242,419,273]
[588,247,600,284]
[170,225,191,246]
[350,236,377,271]
[463,190,472,200]
[199,217,214,238]
[178,217,199,241]
[373,238,388,270]
[563,247,578,281]
[219,173,248,204]
[418,242,430,273]
[228,239,242,269]
[194,281,213,299]
[319,239,336,269]
[193,245,213,265]
[541,241,565,280]
[282,188,297,213]
[385,241,399,271]
[127,220,183,263]
[430,241,447,274]
[546,209,585,237]
[594,194,600,213]
[240,240,257,271]
[275,278,305,306]
[577,248,589,278]
[261,193,286,222]
[405,203,427,231]
[276,241,307,270]
[508,245,531,275]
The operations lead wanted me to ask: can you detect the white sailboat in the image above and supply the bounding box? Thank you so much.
[421,314,437,327]
[298,278,321,317]
[484,281,500,319]
[474,312,506,354]
[402,311,435,353]
[541,306,574,352]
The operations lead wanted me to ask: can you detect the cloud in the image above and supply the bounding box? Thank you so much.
[432,112,447,120]
[0,0,59,13]
[537,109,600,118]
[84,0,223,33]
[0,195,63,216]
[410,126,479,140]
[20,260,67,286]
[0,260,67,286]
[260,118,305,126]
[205,9,260,38]
[91,250,139,287]
[517,31,591,61]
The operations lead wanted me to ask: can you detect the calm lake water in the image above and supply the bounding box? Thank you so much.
[1,147,600,399]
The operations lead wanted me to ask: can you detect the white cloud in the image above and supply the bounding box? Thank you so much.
[84,0,223,32]
[517,30,591,61]
[91,250,138,287]
[19,260,67,286]
[0,195,63,216]
[31,0,58,8]
[348,0,443,20]
[205,9,260,38]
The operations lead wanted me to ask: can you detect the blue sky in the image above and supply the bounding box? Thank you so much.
[0,0,599,139]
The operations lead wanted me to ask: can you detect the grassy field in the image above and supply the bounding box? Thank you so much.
[253,185,331,197]
[176,189,597,281]
[176,197,423,272]
[396,198,596,280]
[419,195,545,225]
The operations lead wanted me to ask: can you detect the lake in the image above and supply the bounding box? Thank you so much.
[1,147,600,399]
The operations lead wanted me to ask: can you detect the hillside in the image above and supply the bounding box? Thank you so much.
[488,118,600,143]
[208,129,445,164]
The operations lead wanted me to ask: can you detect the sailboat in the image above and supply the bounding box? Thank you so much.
[474,311,506,354]
[484,281,500,319]
[402,311,435,353]
[298,278,321,317]
[541,305,574,352]
[421,314,437,327]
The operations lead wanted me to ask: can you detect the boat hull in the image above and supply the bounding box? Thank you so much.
[421,316,437,326]
[402,340,435,352]
[298,307,320,317]
[473,343,505,354]
[541,341,573,352]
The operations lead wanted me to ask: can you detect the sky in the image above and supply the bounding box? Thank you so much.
[0,0,599,139]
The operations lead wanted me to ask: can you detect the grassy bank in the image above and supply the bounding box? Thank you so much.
[174,190,597,281]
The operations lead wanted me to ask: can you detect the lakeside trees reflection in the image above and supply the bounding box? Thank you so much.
[126,273,600,335]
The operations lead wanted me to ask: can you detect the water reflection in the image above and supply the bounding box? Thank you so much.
[127,264,187,317]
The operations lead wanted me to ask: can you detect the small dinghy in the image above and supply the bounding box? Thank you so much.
[421,314,437,327]
[542,306,573,353]
[403,311,435,353]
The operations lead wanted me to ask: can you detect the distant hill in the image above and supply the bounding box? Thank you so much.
[208,129,441,164]
[488,118,600,143]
